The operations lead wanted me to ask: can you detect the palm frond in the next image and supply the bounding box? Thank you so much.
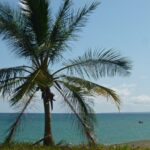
[0,66,30,81]
[20,0,49,45]
[41,0,72,64]
[42,1,100,64]
[0,2,13,22]
[0,3,40,65]
[66,1,100,37]
[61,75,120,108]
[0,77,26,97]
[4,88,36,144]
[9,68,54,105]
[53,49,132,79]
[54,82,96,144]
[9,69,40,105]
[0,66,33,97]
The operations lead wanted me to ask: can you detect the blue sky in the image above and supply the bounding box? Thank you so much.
[0,0,150,113]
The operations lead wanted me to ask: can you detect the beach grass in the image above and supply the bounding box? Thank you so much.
[0,144,149,150]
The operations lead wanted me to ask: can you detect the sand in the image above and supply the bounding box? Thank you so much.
[117,140,150,148]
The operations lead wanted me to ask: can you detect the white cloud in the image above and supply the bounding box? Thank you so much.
[93,83,136,112]
[132,95,150,105]
[106,83,137,107]
[111,83,136,98]
[115,88,131,97]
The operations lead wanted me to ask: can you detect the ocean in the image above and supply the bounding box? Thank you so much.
[0,113,150,145]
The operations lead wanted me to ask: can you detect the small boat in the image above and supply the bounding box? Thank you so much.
[138,120,143,124]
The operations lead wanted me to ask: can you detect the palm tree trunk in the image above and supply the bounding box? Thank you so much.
[42,87,54,146]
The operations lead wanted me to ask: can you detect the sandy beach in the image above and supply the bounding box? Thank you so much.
[118,140,150,148]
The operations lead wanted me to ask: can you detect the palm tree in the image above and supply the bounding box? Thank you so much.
[0,0,131,146]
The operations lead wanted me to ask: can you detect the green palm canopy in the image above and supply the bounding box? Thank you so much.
[0,0,132,146]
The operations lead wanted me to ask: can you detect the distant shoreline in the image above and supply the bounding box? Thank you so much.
[116,140,150,148]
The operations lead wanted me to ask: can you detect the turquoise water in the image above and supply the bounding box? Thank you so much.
[0,113,150,144]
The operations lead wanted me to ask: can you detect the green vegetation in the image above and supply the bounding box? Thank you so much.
[0,144,146,150]
[0,0,131,146]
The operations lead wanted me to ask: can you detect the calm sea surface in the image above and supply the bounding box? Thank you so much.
[0,113,150,144]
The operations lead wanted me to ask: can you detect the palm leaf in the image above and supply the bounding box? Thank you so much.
[0,77,26,97]
[43,1,100,64]
[54,82,96,144]
[61,75,120,108]
[4,88,37,144]
[0,66,30,81]
[53,49,132,79]
[0,3,40,65]
[9,68,54,105]
[41,0,72,64]
[20,0,49,45]
[0,66,32,97]
[10,69,41,105]
[66,1,100,37]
